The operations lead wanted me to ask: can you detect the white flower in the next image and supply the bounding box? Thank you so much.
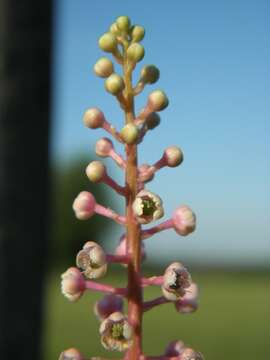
[180,348,204,360]
[162,262,191,301]
[132,190,164,224]
[76,241,107,279]
[99,312,133,352]
[61,267,85,302]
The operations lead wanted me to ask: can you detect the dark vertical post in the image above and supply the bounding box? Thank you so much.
[0,1,52,359]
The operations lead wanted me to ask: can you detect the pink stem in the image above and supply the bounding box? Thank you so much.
[106,254,131,264]
[141,218,174,239]
[143,296,169,312]
[134,104,152,125]
[133,81,145,96]
[152,156,167,171]
[141,276,163,287]
[109,149,127,170]
[85,280,127,296]
[102,119,123,142]
[103,173,127,196]
[94,204,127,225]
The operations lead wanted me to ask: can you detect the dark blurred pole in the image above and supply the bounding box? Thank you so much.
[0,1,52,359]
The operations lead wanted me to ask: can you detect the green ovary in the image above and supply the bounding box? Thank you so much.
[111,323,124,340]
[142,198,156,216]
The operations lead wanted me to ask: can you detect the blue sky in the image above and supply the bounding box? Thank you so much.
[51,0,270,266]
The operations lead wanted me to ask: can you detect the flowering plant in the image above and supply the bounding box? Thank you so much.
[60,15,203,360]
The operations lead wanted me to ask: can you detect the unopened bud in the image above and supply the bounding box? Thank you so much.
[94,294,124,321]
[131,25,145,42]
[127,43,145,63]
[59,348,84,360]
[110,22,120,36]
[172,205,196,236]
[61,267,85,302]
[140,65,160,84]
[164,146,183,167]
[120,123,139,144]
[94,57,114,78]
[83,108,105,129]
[72,191,96,220]
[164,340,185,357]
[116,16,131,32]
[148,90,169,111]
[86,161,106,183]
[105,74,125,95]
[95,137,114,157]
[145,112,161,130]
[98,33,117,53]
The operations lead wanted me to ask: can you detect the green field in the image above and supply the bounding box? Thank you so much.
[43,269,270,359]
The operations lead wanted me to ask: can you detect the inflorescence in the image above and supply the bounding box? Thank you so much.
[59,15,203,360]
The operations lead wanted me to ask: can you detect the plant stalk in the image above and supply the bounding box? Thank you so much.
[123,59,143,359]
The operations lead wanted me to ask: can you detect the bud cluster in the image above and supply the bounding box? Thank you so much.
[59,14,204,360]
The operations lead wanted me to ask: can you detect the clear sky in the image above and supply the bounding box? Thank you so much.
[51,0,270,266]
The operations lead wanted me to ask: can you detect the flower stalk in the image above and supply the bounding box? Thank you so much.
[59,15,203,360]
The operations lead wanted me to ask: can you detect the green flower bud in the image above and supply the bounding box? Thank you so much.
[148,90,169,111]
[145,112,161,130]
[98,33,117,53]
[126,43,145,63]
[131,25,145,42]
[116,16,131,32]
[120,124,139,144]
[86,161,106,183]
[110,23,120,36]
[94,57,114,78]
[105,74,125,95]
[140,65,160,84]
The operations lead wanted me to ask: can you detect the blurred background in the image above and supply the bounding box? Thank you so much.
[1,0,269,359]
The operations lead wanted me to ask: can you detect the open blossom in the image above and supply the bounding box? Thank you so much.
[76,241,107,279]
[61,267,85,302]
[172,205,196,236]
[175,282,199,314]
[162,262,192,301]
[72,191,96,220]
[132,190,164,224]
[94,294,124,321]
[59,348,84,360]
[180,348,204,360]
[99,312,133,351]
